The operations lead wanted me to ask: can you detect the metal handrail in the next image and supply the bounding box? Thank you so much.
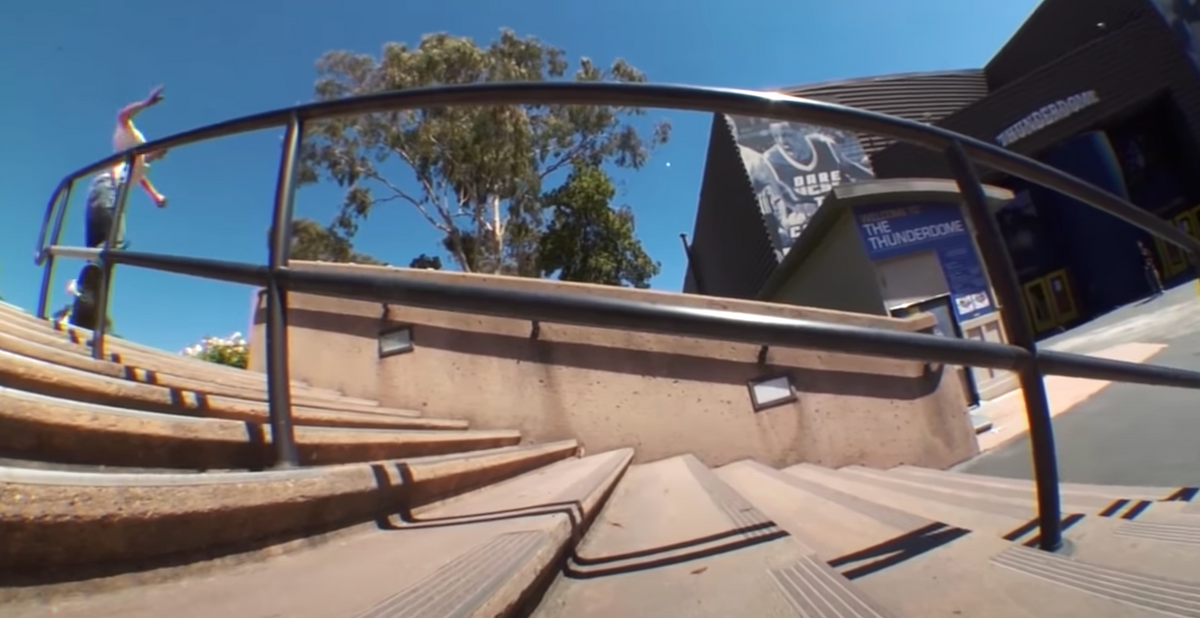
[32,82,1200,555]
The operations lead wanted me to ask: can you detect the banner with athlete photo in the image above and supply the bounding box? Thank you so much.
[726,115,875,260]
[1150,0,1200,68]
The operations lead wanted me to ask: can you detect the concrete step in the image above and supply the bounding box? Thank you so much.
[849,465,1196,525]
[0,305,370,405]
[899,464,1190,501]
[716,460,1194,617]
[5,446,630,617]
[0,329,395,415]
[0,439,581,593]
[786,464,1200,583]
[0,386,511,470]
[532,454,896,618]
[0,349,431,430]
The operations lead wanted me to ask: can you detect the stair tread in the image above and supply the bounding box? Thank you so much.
[866,466,1199,526]
[786,465,1200,582]
[718,460,1200,617]
[0,305,369,404]
[8,449,632,618]
[0,349,438,430]
[0,329,389,414]
[910,465,1181,500]
[534,455,897,618]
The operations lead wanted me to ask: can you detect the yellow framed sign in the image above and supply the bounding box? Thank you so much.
[1044,269,1078,324]
[1022,278,1057,334]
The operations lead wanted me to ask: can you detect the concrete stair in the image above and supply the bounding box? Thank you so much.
[0,302,373,406]
[2,305,1200,617]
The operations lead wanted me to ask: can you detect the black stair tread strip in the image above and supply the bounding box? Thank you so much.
[993,545,1200,615]
[1021,514,1086,548]
[1122,500,1154,520]
[771,554,902,618]
[1002,518,1041,542]
[1164,488,1199,503]
[745,462,934,532]
[353,530,548,618]
[1100,499,1132,517]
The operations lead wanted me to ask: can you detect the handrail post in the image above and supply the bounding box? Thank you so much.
[35,183,73,320]
[91,154,136,360]
[944,139,1063,552]
[264,114,304,468]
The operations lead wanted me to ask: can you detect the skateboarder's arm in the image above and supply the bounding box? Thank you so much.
[139,175,167,206]
[117,86,165,125]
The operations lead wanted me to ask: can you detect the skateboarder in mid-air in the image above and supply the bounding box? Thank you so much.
[68,85,171,331]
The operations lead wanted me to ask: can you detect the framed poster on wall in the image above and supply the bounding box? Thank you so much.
[1044,269,1079,324]
[1022,278,1057,334]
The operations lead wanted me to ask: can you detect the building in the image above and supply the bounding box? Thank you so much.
[685,0,1200,341]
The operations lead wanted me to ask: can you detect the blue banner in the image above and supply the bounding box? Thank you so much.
[854,203,995,321]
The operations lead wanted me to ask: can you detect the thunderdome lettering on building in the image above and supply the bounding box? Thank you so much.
[995,90,1101,147]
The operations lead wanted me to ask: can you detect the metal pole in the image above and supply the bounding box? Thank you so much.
[36,183,73,319]
[264,115,304,468]
[91,154,135,360]
[944,139,1063,552]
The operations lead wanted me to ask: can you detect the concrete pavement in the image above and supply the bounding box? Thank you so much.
[958,284,1200,486]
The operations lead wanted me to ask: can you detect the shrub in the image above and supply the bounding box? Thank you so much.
[182,332,249,369]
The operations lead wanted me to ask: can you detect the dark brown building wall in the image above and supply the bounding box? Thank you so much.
[986,0,1155,90]
[785,70,990,155]
[686,114,779,299]
[872,15,1200,182]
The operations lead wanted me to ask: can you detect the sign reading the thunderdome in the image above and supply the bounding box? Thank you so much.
[726,114,875,260]
[995,90,1101,147]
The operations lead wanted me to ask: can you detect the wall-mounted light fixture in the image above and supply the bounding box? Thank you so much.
[747,374,797,412]
[378,325,414,358]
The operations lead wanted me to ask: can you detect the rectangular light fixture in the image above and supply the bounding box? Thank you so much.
[747,374,797,412]
[378,325,414,358]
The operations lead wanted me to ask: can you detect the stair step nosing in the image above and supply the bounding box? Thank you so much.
[354,529,548,618]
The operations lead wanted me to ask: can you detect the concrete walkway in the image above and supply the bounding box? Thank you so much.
[959,286,1200,487]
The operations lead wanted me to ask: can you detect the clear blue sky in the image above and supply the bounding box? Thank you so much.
[0,0,1040,353]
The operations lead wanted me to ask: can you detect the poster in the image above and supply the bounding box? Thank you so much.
[726,115,875,260]
[1150,0,1200,68]
[854,202,995,322]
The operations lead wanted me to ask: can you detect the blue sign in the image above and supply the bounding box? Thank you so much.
[854,203,995,321]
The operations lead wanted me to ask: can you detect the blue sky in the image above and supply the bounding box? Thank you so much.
[0,0,1040,352]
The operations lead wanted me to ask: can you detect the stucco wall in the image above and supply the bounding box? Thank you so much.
[250,262,979,469]
[768,213,886,315]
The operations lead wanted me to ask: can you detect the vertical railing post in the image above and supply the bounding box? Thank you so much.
[35,182,73,320]
[91,154,136,360]
[944,139,1063,552]
[264,114,304,468]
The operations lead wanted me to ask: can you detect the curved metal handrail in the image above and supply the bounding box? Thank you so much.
[32,81,1200,556]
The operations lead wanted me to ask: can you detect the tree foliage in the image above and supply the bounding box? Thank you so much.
[297,29,670,279]
[409,254,443,270]
[539,166,660,288]
[287,217,385,265]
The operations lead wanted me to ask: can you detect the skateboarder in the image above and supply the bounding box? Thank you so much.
[85,85,170,250]
[71,86,171,331]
